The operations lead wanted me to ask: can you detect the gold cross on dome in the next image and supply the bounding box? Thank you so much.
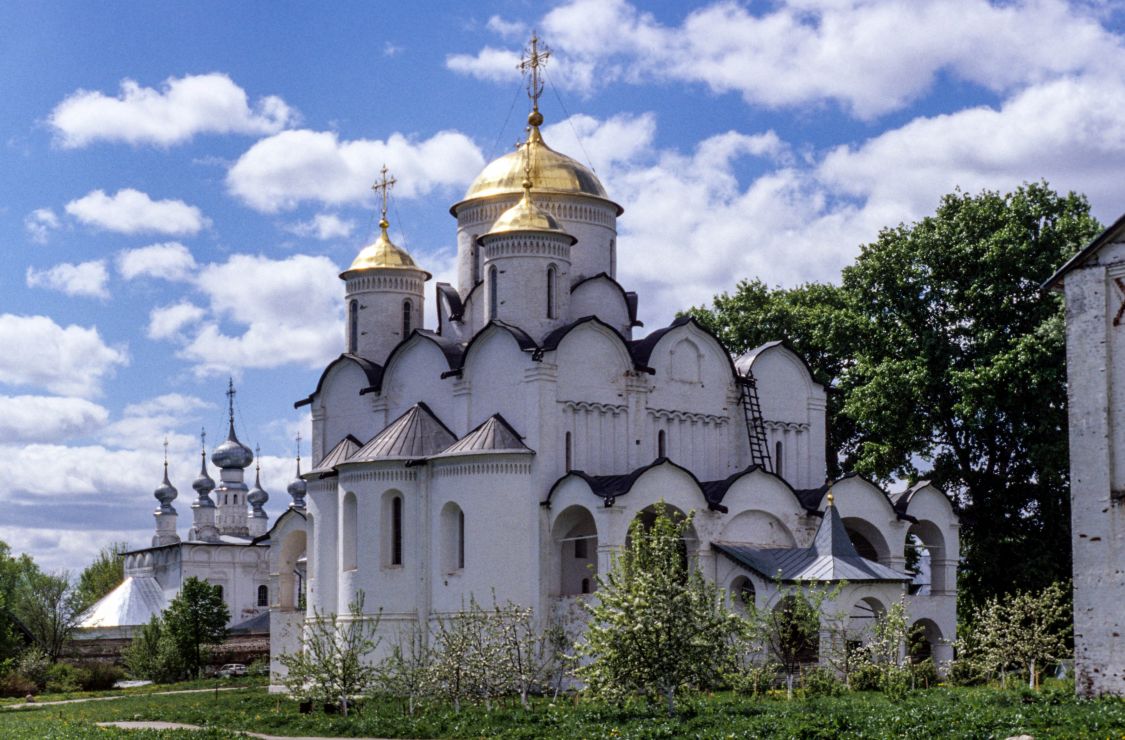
[518,32,551,113]
[371,164,397,224]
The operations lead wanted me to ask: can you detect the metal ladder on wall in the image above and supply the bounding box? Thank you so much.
[738,370,773,472]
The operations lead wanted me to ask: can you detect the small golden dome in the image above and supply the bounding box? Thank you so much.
[341,219,431,279]
[484,185,575,242]
[453,126,622,215]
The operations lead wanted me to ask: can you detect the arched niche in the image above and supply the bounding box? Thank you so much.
[729,574,756,613]
[551,505,598,597]
[342,492,358,571]
[440,501,465,573]
[719,509,796,548]
[278,529,307,611]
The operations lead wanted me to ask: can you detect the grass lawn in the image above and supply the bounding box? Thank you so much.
[0,681,1123,738]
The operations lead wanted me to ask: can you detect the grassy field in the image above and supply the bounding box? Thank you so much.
[0,681,1123,738]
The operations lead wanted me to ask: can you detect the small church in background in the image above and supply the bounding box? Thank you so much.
[77,382,306,644]
[263,36,961,684]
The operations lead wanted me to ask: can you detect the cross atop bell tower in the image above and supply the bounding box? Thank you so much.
[371,164,397,229]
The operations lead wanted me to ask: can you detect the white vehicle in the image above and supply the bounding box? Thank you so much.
[218,663,247,677]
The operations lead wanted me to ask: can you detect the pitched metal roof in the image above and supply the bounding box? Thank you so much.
[78,576,168,629]
[309,434,362,476]
[439,414,533,456]
[713,504,909,583]
[1043,209,1125,290]
[347,403,455,462]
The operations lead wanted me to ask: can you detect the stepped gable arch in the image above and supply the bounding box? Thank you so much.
[630,316,740,381]
[736,341,819,419]
[545,316,634,404]
[569,273,641,334]
[702,464,813,517]
[375,330,463,394]
[458,320,538,374]
[294,353,382,409]
[545,457,716,513]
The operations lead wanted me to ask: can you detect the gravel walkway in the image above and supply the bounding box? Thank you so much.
[1,686,250,710]
[98,721,398,739]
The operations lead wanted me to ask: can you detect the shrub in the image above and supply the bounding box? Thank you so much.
[0,672,38,698]
[16,647,50,690]
[247,657,269,677]
[726,661,780,697]
[850,663,882,692]
[45,662,87,693]
[947,658,987,687]
[80,662,123,691]
[910,658,938,689]
[802,666,846,697]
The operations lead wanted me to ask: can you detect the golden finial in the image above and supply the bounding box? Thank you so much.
[371,164,397,231]
[826,491,835,507]
[522,127,534,192]
[518,32,551,126]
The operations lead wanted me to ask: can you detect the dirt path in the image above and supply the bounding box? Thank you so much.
[1,685,250,710]
[97,721,398,740]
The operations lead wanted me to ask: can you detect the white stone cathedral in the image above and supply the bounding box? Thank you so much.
[266,40,961,682]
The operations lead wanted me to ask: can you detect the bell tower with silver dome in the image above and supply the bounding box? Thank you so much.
[212,379,254,538]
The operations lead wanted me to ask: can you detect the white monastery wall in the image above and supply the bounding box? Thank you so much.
[1064,238,1125,696]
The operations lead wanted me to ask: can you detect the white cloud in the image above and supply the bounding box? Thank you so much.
[286,213,356,240]
[103,393,212,450]
[172,254,344,376]
[148,302,206,340]
[0,314,127,398]
[117,242,197,281]
[486,15,528,38]
[49,72,295,148]
[452,0,1125,119]
[24,208,60,244]
[0,395,108,443]
[26,260,110,299]
[447,47,523,83]
[66,189,209,236]
[226,129,485,212]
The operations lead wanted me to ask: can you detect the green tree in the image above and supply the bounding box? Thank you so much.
[691,183,1101,606]
[162,577,229,679]
[280,591,381,716]
[12,569,84,661]
[0,541,38,661]
[76,543,126,610]
[122,615,185,683]
[751,581,838,699]
[578,502,744,716]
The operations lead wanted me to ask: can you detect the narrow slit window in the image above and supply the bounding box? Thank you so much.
[565,432,572,472]
[391,495,403,566]
[488,266,498,320]
[457,509,465,570]
[547,265,557,319]
[658,430,667,459]
[775,441,783,476]
[348,300,358,353]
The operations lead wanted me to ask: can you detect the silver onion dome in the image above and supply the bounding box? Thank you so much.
[154,462,178,513]
[192,449,216,507]
[212,419,254,470]
[248,464,269,516]
[287,456,307,509]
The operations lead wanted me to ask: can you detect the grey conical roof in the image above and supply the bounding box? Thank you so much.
[439,414,532,456]
[287,456,307,508]
[248,467,269,515]
[347,403,456,462]
[192,449,216,504]
[309,435,362,476]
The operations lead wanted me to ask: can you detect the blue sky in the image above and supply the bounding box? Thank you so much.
[2,0,1125,571]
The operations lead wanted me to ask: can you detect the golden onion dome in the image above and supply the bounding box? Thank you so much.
[341,218,432,280]
[452,125,623,215]
[483,184,576,243]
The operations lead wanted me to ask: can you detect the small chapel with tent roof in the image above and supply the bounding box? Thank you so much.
[257,35,961,683]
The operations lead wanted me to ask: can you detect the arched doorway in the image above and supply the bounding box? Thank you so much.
[551,505,598,596]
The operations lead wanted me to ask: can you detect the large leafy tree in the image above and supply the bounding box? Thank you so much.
[690,183,1101,606]
[578,502,743,716]
[163,576,230,678]
[76,542,126,611]
[13,569,84,661]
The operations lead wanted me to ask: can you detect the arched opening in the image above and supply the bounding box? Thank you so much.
[849,596,886,636]
[488,266,498,320]
[278,529,307,611]
[906,521,948,594]
[441,502,465,572]
[402,299,412,337]
[564,431,572,472]
[348,299,358,353]
[773,594,819,664]
[842,517,891,564]
[214,584,223,600]
[257,584,269,607]
[909,618,943,663]
[657,429,667,459]
[730,575,756,612]
[630,503,697,569]
[342,492,358,571]
[552,505,598,597]
[546,265,557,319]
